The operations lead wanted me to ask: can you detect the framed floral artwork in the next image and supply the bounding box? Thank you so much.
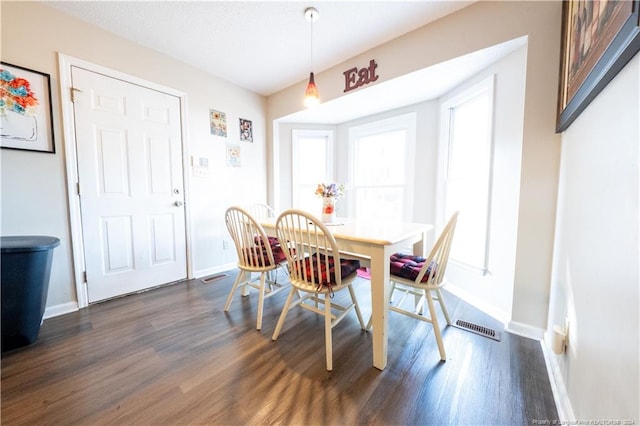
[1,62,55,153]
[209,109,227,137]
[556,0,640,132]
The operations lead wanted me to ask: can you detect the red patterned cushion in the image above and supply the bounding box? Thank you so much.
[390,253,437,283]
[243,244,287,267]
[297,253,360,290]
[271,245,287,264]
[254,235,280,248]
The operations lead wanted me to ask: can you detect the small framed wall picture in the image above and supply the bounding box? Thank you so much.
[226,143,241,167]
[1,62,55,153]
[239,118,253,142]
[210,109,227,137]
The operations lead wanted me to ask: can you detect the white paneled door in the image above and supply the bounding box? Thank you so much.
[71,67,187,303]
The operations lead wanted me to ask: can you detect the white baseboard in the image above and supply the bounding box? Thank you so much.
[43,301,78,319]
[540,336,575,422]
[194,263,236,280]
[506,320,545,340]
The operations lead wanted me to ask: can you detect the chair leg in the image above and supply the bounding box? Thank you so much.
[272,287,296,341]
[256,272,266,330]
[414,289,425,315]
[324,292,333,371]
[348,285,365,329]
[241,273,251,296]
[435,288,451,325]
[224,270,246,311]
[389,282,397,304]
[425,290,446,361]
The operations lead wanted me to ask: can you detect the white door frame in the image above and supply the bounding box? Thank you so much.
[58,54,193,308]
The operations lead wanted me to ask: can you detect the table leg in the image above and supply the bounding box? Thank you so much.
[414,228,428,257]
[369,246,392,370]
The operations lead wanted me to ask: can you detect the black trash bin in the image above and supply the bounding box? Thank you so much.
[1,235,60,352]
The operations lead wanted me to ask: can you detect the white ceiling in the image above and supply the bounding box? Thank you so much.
[45,0,476,95]
[45,1,525,124]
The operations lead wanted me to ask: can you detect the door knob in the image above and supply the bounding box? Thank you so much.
[174,201,184,207]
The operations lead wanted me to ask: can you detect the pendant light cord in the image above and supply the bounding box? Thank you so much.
[310,12,314,73]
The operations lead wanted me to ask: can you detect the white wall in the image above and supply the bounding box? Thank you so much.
[548,54,639,421]
[1,2,268,314]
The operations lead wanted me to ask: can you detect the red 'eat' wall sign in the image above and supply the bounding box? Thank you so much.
[343,59,379,93]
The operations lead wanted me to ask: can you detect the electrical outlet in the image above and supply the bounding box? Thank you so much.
[222,240,229,250]
[193,167,209,177]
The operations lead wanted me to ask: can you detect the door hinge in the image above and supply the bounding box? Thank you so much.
[83,271,87,283]
[71,87,82,103]
[77,182,81,196]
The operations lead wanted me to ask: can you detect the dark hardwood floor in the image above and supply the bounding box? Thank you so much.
[1,270,558,425]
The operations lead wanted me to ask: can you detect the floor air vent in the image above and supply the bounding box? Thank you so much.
[201,273,228,284]
[452,318,501,341]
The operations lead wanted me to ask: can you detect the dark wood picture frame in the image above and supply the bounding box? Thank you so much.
[556,0,640,133]
[1,62,55,153]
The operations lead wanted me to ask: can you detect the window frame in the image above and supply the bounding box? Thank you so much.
[291,129,334,210]
[347,113,416,221]
[437,75,495,274]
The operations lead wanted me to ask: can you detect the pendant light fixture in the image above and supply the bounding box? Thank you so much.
[303,7,320,107]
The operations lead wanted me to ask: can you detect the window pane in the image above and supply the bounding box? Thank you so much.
[354,187,404,220]
[355,131,406,185]
[350,116,413,221]
[292,131,332,213]
[445,89,492,271]
[297,137,327,185]
[296,184,321,212]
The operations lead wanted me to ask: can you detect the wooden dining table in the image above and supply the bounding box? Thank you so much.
[259,216,433,370]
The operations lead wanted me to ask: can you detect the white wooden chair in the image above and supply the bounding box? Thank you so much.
[224,206,288,330]
[247,203,276,219]
[370,211,459,361]
[246,203,281,283]
[271,209,365,371]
